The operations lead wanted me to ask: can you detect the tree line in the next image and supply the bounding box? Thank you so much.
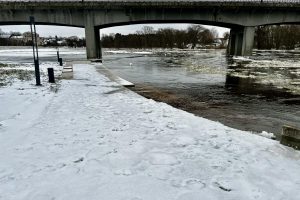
[255,25,300,50]
[102,24,300,50]
[1,24,300,50]
[101,25,225,49]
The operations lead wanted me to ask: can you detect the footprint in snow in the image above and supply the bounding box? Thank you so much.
[182,178,206,190]
[146,165,173,181]
[114,169,133,176]
[112,123,129,132]
[166,122,177,130]
[170,136,197,148]
[73,157,84,163]
[143,110,153,114]
[26,193,56,200]
[148,153,180,166]
[213,181,232,192]
[162,112,171,118]
[211,165,225,171]
[98,134,105,138]
[124,197,143,200]
[56,163,67,169]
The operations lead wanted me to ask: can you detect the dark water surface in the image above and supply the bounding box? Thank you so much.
[102,49,300,138]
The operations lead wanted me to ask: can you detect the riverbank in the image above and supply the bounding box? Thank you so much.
[0,62,299,199]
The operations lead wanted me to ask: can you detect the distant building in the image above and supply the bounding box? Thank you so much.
[10,35,24,40]
[0,34,11,39]
[22,32,42,45]
[213,38,228,48]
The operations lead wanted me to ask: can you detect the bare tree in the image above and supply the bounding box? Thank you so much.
[210,28,219,38]
[187,25,205,48]
[141,26,155,35]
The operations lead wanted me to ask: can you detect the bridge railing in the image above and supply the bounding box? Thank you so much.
[0,0,300,5]
[0,0,300,2]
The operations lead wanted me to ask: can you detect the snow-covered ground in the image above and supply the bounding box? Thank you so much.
[0,47,85,58]
[0,63,300,200]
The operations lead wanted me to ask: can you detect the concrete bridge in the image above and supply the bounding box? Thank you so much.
[0,0,300,59]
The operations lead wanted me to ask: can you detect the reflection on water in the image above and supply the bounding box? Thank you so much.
[103,48,300,138]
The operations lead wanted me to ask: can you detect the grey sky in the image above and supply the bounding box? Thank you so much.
[0,24,229,38]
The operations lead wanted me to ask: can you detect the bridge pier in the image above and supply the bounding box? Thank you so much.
[85,25,102,60]
[227,26,255,56]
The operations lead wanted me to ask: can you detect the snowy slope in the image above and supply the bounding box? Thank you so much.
[0,63,299,200]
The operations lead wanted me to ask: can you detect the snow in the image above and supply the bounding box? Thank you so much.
[0,47,85,58]
[232,56,253,62]
[105,50,153,55]
[105,50,131,54]
[0,63,300,200]
[258,131,276,140]
[116,76,135,87]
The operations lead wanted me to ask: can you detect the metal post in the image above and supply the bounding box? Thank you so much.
[56,35,60,62]
[59,58,63,66]
[47,68,55,83]
[30,16,41,86]
[57,49,60,62]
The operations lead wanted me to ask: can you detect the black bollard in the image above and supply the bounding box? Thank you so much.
[47,68,55,83]
[57,50,60,62]
[59,58,63,66]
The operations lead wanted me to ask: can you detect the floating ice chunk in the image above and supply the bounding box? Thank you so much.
[105,50,130,54]
[133,51,153,55]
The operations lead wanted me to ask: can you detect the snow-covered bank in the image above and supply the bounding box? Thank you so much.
[0,63,300,200]
[0,47,85,58]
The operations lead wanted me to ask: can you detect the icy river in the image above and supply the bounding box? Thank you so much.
[102,49,300,138]
[0,47,299,138]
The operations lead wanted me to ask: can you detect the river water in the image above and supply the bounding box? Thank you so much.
[0,46,299,138]
[102,49,300,138]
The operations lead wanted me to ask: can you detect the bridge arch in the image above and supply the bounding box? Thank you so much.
[95,20,244,59]
[97,20,241,30]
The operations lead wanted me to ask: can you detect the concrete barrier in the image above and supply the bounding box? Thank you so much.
[280,125,300,150]
[62,63,73,79]
[96,65,135,87]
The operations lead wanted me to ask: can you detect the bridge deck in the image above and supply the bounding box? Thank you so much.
[0,0,299,9]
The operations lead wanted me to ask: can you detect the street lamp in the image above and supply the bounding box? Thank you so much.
[29,16,41,86]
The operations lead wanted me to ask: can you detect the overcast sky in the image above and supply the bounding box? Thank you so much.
[0,24,229,38]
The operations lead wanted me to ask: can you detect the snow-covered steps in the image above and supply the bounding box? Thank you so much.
[95,64,135,87]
